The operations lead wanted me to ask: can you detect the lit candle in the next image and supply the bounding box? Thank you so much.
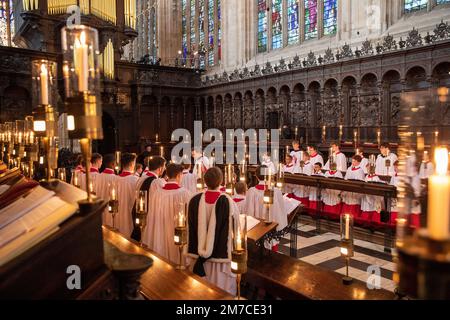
[74,174,79,187]
[39,156,44,165]
[377,130,381,145]
[236,229,243,251]
[139,197,145,212]
[156,133,159,142]
[286,145,289,155]
[75,31,89,92]
[40,64,49,105]
[160,146,164,157]
[428,147,450,241]
[322,126,326,140]
[268,168,272,188]
[434,131,439,145]
[345,214,350,240]
[178,210,185,227]
[295,126,298,138]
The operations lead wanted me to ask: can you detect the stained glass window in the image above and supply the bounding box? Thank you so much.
[271,0,282,49]
[182,0,188,61]
[198,0,205,68]
[323,0,337,36]
[0,0,14,47]
[257,0,268,53]
[190,0,196,48]
[404,0,428,12]
[287,0,299,45]
[182,0,221,68]
[150,7,157,59]
[304,0,318,40]
[208,0,214,66]
[218,0,221,62]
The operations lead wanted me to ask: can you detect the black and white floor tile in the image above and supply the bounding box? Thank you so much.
[279,223,397,292]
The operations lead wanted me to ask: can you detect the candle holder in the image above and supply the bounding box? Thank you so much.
[135,190,148,247]
[276,163,284,189]
[340,213,354,285]
[58,168,67,182]
[231,212,248,300]
[108,180,119,230]
[72,168,81,188]
[23,116,37,179]
[62,25,103,212]
[174,203,188,270]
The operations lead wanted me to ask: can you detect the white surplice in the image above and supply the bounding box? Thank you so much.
[117,172,139,237]
[192,156,211,177]
[186,191,240,295]
[96,168,117,227]
[181,170,197,194]
[310,153,324,166]
[243,182,287,231]
[342,166,365,205]
[322,170,343,206]
[146,183,192,265]
[232,194,246,214]
[361,174,384,212]
[323,152,347,172]
[375,153,398,176]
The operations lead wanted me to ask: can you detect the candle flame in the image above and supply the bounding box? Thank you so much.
[40,63,48,74]
[80,31,86,45]
[435,147,449,176]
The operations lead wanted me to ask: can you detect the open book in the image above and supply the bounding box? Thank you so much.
[0,184,78,266]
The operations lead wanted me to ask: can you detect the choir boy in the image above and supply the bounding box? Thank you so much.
[419,151,434,179]
[186,167,239,295]
[289,153,313,207]
[307,145,324,167]
[147,164,193,264]
[360,164,384,226]
[70,154,84,185]
[341,155,365,219]
[290,140,303,168]
[80,153,102,193]
[138,156,167,244]
[261,153,276,174]
[324,142,347,173]
[192,148,210,177]
[135,163,143,177]
[244,166,287,250]
[117,153,139,237]
[181,164,197,194]
[356,148,369,175]
[232,181,247,214]
[375,143,398,177]
[322,164,343,220]
[96,154,117,227]
[283,154,296,194]
[309,162,324,213]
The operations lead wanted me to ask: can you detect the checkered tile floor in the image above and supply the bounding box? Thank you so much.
[278,221,398,292]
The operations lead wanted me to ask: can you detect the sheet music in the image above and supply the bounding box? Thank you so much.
[0,196,65,248]
[283,195,301,216]
[0,186,55,229]
[52,181,87,205]
[240,214,260,232]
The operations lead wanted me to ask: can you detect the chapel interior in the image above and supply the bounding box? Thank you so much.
[0,0,449,301]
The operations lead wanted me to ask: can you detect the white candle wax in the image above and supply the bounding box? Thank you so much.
[40,64,49,105]
[75,31,89,92]
[345,215,350,240]
[428,148,450,240]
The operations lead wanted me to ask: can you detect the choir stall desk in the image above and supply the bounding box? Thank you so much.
[103,227,234,300]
